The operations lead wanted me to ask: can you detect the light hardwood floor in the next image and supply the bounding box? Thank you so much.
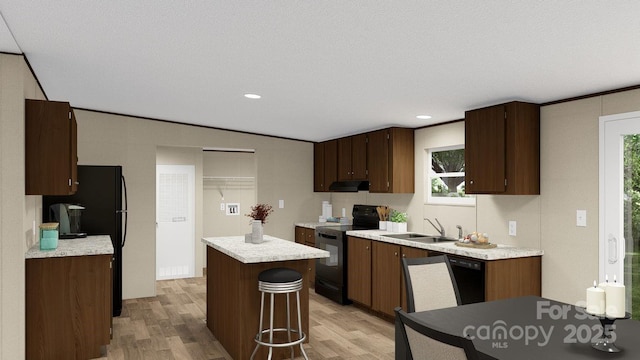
[96,277,394,360]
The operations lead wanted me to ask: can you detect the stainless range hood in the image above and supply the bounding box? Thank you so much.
[328,180,369,192]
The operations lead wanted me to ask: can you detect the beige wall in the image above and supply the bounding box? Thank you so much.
[0,53,45,360]
[539,90,640,304]
[76,110,314,299]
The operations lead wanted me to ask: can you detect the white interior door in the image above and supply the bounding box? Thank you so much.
[599,111,640,314]
[156,164,195,280]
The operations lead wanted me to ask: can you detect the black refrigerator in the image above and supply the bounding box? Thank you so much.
[43,165,127,317]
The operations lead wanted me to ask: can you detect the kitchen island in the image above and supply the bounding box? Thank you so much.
[202,235,329,360]
[25,235,113,360]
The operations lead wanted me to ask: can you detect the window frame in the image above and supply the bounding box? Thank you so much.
[425,145,475,206]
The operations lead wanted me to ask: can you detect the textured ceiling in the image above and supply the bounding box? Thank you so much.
[1,1,639,142]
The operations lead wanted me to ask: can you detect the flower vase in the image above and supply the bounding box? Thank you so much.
[251,220,264,244]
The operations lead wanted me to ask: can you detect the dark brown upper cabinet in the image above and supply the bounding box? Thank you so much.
[313,140,338,192]
[367,127,414,193]
[315,127,414,193]
[464,101,540,195]
[337,134,367,181]
[25,99,78,195]
[313,142,325,192]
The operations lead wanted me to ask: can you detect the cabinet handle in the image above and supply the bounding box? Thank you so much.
[470,180,474,184]
[366,246,369,250]
[402,253,406,258]
[394,252,398,256]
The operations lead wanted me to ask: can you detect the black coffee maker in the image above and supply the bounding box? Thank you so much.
[49,203,87,239]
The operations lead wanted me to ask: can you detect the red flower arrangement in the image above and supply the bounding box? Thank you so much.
[246,204,274,224]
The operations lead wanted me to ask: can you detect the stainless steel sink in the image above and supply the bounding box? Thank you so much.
[383,233,458,243]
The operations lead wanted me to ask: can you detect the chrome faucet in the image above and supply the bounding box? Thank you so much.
[425,218,445,237]
[456,225,463,240]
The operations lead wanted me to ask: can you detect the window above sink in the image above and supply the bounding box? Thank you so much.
[425,145,475,206]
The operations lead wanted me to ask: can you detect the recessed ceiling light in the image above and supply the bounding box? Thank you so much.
[416,115,432,120]
[244,93,261,99]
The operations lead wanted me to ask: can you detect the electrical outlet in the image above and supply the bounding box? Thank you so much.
[220,203,225,211]
[509,221,517,236]
[279,199,284,209]
[577,210,587,227]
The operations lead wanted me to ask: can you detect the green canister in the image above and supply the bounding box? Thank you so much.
[39,222,59,250]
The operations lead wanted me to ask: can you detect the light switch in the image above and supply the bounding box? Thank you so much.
[577,210,587,227]
[279,199,284,209]
[508,221,517,236]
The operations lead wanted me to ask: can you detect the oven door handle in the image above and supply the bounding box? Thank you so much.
[317,233,338,240]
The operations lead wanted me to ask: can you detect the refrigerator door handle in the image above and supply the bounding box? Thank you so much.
[121,175,128,248]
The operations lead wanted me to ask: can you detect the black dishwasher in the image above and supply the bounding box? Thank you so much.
[448,255,485,304]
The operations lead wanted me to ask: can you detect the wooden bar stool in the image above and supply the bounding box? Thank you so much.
[250,267,308,360]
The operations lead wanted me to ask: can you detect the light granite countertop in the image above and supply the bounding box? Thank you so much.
[346,230,543,261]
[25,235,114,259]
[294,221,350,229]
[202,235,330,264]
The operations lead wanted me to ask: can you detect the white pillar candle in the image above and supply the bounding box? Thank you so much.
[605,278,626,318]
[586,280,605,316]
[598,274,609,290]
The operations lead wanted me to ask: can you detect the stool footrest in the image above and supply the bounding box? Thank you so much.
[254,328,306,348]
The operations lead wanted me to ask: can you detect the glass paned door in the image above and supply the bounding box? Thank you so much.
[600,111,640,318]
[624,135,640,317]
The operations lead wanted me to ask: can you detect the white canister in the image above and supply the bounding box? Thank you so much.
[379,221,386,230]
[322,202,332,219]
[324,204,333,219]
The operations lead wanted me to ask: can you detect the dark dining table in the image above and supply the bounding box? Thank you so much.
[398,296,640,359]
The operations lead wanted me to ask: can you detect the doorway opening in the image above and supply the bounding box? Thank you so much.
[156,164,196,280]
[202,149,257,238]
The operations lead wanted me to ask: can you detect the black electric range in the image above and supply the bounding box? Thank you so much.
[314,204,380,304]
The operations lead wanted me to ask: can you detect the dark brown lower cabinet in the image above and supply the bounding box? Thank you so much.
[347,236,372,307]
[295,226,317,288]
[485,256,542,301]
[26,254,112,360]
[346,236,542,322]
[372,241,401,317]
